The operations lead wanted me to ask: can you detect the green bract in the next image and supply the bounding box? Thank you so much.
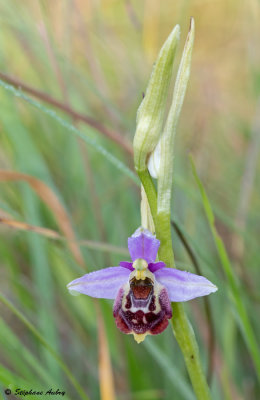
[157,18,195,214]
[133,24,180,172]
[135,18,195,215]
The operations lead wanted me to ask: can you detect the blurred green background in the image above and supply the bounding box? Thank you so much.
[0,1,259,399]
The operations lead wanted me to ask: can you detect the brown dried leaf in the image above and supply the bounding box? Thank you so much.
[0,170,84,267]
[0,215,129,256]
[97,304,116,400]
[0,216,61,240]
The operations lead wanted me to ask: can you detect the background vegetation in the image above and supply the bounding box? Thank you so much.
[0,1,259,399]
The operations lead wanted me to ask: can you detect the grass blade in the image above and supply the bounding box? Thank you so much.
[0,292,90,400]
[97,306,116,400]
[0,80,138,184]
[190,156,260,381]
[0,170,84,267]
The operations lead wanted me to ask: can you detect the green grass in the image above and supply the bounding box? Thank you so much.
[0,1,259,399]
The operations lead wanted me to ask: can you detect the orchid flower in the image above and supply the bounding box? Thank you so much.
[67,227,217,343]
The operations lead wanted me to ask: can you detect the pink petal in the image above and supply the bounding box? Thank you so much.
[154,268,218,302]
[67,267,130,299]
[128,227,160,263]
[119,261,134,271]
[148,261,165,273]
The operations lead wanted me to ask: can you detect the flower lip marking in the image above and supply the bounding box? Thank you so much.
[113,273,172,342]
[130,277,153,299]
[67,227,218,343]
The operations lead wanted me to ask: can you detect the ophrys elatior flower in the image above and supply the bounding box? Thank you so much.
[67,227,217,343]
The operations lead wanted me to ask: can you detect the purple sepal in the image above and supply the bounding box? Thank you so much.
[148,262,165,273]
[154,268,218,302]
[119,261,134,271]
[67,267,130,299]
[128,227,160,263]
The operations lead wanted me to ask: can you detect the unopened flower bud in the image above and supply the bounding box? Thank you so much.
[133,25,180,172]
[157,18,195,214]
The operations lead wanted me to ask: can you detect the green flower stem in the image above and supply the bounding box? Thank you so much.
[156,212,175,268]
[171,303,211,400]
[138,168,211,400]
[137,169,157,219]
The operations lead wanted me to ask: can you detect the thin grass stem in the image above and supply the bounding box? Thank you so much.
[0,292,90,400]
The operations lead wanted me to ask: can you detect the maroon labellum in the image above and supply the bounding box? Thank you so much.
[113,276,172,342]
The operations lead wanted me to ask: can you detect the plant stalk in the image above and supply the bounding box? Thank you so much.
[138,168,211,400]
